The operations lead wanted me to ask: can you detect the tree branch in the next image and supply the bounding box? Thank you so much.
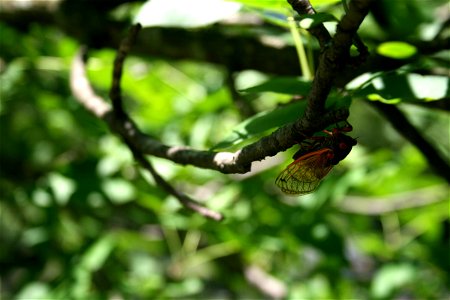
[226,72,257,118]
[370,101,450,183]
[288,0,373,121]
[70,47,110,118]
[69,19,350,218]
[130,147,223,221]
[74,24,223,220]
[70,48,349,174]
[70,15,351,177]
[337,185,448,215]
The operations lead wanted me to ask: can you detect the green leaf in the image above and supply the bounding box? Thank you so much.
[371,263,416,298]
[349,72,450,103]
[310,0,341,5]
[377,41,417,59]
[211,94,351,150]
[135,0,242,28]
[240,76,312,95]
[101,178,136,204]
[80,235,115,272]
[211,100,307,150]
[48,172,76,206]
[297,12,338,29]
[16,283,51,300]
[256,10,291,28]
[225,0,287,10]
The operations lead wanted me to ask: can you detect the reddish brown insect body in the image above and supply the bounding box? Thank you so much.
[275,126,357,195]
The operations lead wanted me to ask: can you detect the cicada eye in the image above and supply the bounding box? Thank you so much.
[339,142,347,149]
[341,125,353,132]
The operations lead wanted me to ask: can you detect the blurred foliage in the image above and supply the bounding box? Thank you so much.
[1,0,449,299]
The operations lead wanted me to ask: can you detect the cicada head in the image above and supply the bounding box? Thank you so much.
[329,132,357,165]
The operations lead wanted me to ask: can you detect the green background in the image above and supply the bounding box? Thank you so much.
[1,0,449,299]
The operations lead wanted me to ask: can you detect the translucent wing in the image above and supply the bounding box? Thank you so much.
[275,148,334,195]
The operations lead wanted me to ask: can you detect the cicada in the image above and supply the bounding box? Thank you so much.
[275,125,357,195]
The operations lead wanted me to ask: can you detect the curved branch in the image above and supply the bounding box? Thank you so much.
[70,47,110,118]
[130,146,223,221]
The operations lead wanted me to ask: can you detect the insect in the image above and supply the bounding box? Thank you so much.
[275,124,357,195]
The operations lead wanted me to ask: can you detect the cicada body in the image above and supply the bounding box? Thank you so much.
[275,126,357,195]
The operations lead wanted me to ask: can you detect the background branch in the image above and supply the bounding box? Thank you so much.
[70,47,110,118]
[226,73,257,118]
[370,101,450,183]
[130,147,223,221]
[337,185,448,215]
[110,23,142,116]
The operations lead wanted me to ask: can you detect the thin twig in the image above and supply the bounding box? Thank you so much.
[110,23,142,115]
[130,146,223,221]
[341,0,369,65]
[244,265,287,299]
[287,0,332,47]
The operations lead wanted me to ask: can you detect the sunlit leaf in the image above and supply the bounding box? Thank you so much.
[371,264,416,298]
[48,172,76,206]
[310,0,341,5]
[135,0,242,28]
[101,179,136,204]
[81,235,116,272]
[377,41,417,59]
[21,227,48,246]
[225,0,287,10]
[16,283,50,300]
[349,72,450,103]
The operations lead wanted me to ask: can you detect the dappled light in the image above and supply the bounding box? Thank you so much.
[1,0,449,299]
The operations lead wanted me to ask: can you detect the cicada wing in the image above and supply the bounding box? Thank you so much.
[275,149,334,195]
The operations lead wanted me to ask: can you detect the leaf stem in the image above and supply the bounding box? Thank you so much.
[288,16,312,80]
